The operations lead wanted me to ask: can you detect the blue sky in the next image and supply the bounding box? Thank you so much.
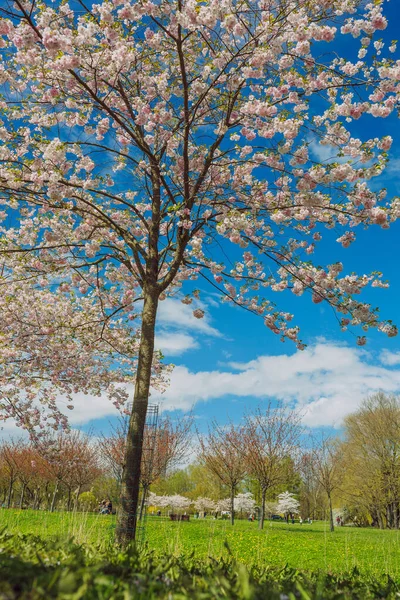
[3,0,400,442]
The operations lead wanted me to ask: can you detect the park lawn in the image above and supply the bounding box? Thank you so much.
[2,510,400,580]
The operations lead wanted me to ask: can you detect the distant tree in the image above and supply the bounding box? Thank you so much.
[63,432,100,510]
[138,414,192,518]
[234,492,256,516]
[342,393,400,529]
[0,441,20,508]
[199,422,246,525]
[99,414,192,517]
[277,491,300,520]
[12,444,42,508]
[194,497,216,514]
[162,494,192,513]
[244,403,302,529]
[36,432,81,512]
[184,463,224,501]
[216,498,231,513]
[310,435,344,532]
[298,452,325,521]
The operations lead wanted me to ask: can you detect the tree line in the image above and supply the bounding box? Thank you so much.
[2,393,400,532]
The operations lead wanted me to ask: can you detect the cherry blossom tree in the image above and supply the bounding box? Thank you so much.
[277,490,300,520]
[216,498,232,514]
[159,493,191,513]
[194,496,216,514]
[0,279,168,437]
[234,492,256,515]
[0,0,399,541]
[146,491,162,508]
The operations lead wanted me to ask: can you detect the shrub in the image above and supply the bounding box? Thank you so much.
[78,492,98,512]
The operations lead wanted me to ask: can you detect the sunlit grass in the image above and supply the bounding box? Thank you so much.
[2,509,400,579]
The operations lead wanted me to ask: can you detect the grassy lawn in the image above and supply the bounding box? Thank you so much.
[2,509,400,579]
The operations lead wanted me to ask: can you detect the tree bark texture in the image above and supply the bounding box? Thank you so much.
[116,291,158,544]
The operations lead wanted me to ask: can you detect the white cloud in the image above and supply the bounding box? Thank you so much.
[4,342,400,436]
[380,349,400,366]
[383,157,400,180]
[151,342,400,427]
[57,389,125,425]
[309,138,351,165]
[157,298,221,337]
[155,331,198,356]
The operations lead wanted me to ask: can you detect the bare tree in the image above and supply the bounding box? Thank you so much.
[62,432,101,510]
[199,422,246,525]
[12,444,40,509]
[99,422,126,483]
[310,434,344,532]
[298,452,324,521]
[138,414,193,519]
[244,404,302,529]
[36,432,81,512]
[99,413,192,517]
[0,440,22,508]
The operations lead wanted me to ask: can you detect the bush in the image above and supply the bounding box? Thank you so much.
[78,492,98,512]
[0,530,398,599]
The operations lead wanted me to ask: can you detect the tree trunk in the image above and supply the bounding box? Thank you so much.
[386,504,392,529]
[259,488,267,530]
[328,493,334,532]
[139,486,148,521]
[33,487,38,510]
[230,486,235,526]
[67,488,72,512]
[116,291,158,544]
[393,502,398,529]
[50,481,59,513]
[74,485,82,512]
[19,482,26,509]
[6,478,13,508]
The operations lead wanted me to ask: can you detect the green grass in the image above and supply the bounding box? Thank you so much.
[2,509,400,580]
[2,531,398,599]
